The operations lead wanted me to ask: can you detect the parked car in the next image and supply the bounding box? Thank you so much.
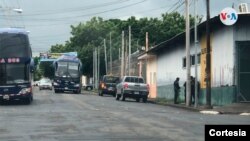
[116,76,149,102]
[39,78,53,90]
[98,75,120,97]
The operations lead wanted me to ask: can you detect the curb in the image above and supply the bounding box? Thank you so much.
[148,100,201,112]
[200,110,221,115]
[239,113,250,116]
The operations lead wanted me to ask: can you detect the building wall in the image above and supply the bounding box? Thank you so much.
[157,42,201,102]
[156,25,238,105]
[146,56,157,98]
[210,26,234,87]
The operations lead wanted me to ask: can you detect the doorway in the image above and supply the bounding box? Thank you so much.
[237,41,250,102]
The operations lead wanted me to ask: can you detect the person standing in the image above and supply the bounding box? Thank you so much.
[191,76,195,104]
[174,77,180,104]
[183,81,186,103]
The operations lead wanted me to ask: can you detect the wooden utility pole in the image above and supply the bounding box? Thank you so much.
[206,0,212,108]
[185,0,191,106]
[104,39,108,75]
[121,31,125,78]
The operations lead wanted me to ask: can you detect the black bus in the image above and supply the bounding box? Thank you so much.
[0,28,34,104]
[53,54,82,94]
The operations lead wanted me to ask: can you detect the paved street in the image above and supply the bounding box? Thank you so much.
[0,88,249,141]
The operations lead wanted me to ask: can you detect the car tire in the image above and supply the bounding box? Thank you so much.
[116,94,120,100]
[142,97,147,103]
[136,98,140,102]
[99,91,103,96]
[54,90,59,93]
[87,86,92,91]
[121,93,125,101]
[24,96,32,105]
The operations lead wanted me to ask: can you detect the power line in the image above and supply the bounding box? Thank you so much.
[6,0,148,22]
[20,0,130,17]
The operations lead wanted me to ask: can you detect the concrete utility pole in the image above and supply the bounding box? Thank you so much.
[125,39,128,75]
[97,47,100,84]
[94,48,98,89]
[206,0,212,108]
[104,39,108,75]
[110,32,112,75]
[146,32,149,52]
[185,0,191,106]
[128,26,131,76]
[93,49,95,89]
[119,48,121,60]
[121,31,125,78]
[194,0,198,108]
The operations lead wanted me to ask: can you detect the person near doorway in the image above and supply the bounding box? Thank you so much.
[174,77,180,104]
[183,81,186,104]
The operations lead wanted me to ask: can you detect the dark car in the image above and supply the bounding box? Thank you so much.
[98,75,119,97]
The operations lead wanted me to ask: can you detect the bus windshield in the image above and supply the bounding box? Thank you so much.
[55,62,79,78]
[0,33,31,58]
[0,64,29,85]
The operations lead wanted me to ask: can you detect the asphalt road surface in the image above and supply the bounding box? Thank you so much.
[0,88,249,141]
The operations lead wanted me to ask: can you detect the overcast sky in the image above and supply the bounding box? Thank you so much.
[0,0,249,56]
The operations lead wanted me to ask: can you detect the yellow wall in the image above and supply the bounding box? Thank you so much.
[200,34,213,88]
[146,56,157,98]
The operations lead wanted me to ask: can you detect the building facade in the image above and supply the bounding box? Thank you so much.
[142,14,250,106]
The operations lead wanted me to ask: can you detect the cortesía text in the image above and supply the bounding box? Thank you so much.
[205,125,249,141]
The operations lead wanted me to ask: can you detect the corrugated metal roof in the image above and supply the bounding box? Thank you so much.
[145,14,250,54]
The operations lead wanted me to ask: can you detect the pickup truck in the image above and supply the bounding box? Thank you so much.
[116,76,149,102]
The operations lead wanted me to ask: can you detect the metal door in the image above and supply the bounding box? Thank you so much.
[237,42,250,102]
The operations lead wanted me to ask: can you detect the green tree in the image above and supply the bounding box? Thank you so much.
[50,12,196,77]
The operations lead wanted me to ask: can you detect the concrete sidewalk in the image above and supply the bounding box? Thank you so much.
[148,98,250,115]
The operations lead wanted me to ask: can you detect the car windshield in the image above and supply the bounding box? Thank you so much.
[124,77,144,83]
[40,79,51,84]
[0,63,29,85]
[0,33,31,58]
[104,76,119,83]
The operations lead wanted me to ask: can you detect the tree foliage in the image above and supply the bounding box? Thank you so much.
[50,12,196,76]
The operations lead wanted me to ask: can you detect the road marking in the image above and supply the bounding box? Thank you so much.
[200,110,220,115]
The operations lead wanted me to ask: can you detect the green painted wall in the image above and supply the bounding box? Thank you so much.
[157,85,236,106]
[157,85,185,103]
[198,86,236,106]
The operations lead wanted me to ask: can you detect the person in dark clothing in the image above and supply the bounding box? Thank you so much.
[174,77,180,104]
[183,81,186,103]
[183,76,194,104]
[191,77,201,105]
[191,77,195,104]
